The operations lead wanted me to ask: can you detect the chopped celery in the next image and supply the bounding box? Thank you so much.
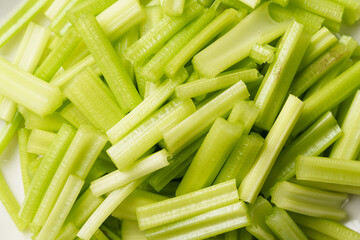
[163,0,185,17]
[27,129,57,155]
[60,103,92,128]
[0,112,23,156]
[227,100,260,134]
[238,0,260,9]
[44,0,71,20]
[332,0,360,24]
[122,220,147,240]
[140,6,163,37]
[291,178,360,195]
[20,109,66,132]
[56,222,78,240]
[18,128,35,193]
[249,44,275,64]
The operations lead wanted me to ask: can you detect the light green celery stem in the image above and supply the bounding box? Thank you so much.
[145,202,249,240]
[249,44,275,64]
[147,137,204,192]
[107,99,195,170]
[90,150,168,196]
[136,179,239,230]
[192,3,288,78]
[122,220,147,240]
[265,208,308,240]
[227,100,260,134]
[332,0,360,24]
[214,132,264,186]
[299,27,337,71]
[60,103,92,128]
[64,68,124,132]
[291,178,360,195]
[21,110,66,132]
[221,0,252,11]
[176,69,260,100]
[144,81,161,99]
[301,226,337,240]
[330,90,360,159]
[44,0,71,20]
[291,0,343,23]
[292,60,360,137]
[140,6,163,37]
[27,129,57,155]
[36,175,84,240]
[163,0,185,16]
[262,111,342,197]
[290,213,360,240]
[323,18,341,33]
[254,21,308,130]
[72,14,141,112]
[19,124,76,223]
[69,0,117,18]
[176,118,243,195]
[77,178,145,240]
[18,128,34,193]
[0,0,50,47]
[134,65,147,99]
[270,181,348,221]
[246,196,276,240]
[141,2,220,83]
[107,69,188,143]
[163,81,249,154]
[0,112,23,156]
[239,95,303,203]
[112,189,168,221]
[93,229,110,240]
[32,125,106,228]
[238,0,261,8]
[100,225,121,240]
[56,223,78,240]
[125,0,205,65]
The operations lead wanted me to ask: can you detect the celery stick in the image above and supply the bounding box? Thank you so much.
[249,44,275,64]
[93,229,110,240]
[56,222,78,240]
[27,129,57,155]
[60,103,92,128]
[270,181,348,221]
[18,128,34,193]
[122,220,147,240]
[291,178,360,195]
[291,0,344,22]
[140,6,163,37]
[239,95,303,203]
[21,109,66,132]
[144,81,161,99]
[193,3,288,78]
[323,18,341,33]
[262,111,342,196]
[44,0,71,20]
[176,118,243,195]
[332,0,360,24]
[227,101,260,134]
[301,226,337,240]
[265,208,308,240]
[163,0,185,16]
[69,0,117,18]
[0,112,23,156]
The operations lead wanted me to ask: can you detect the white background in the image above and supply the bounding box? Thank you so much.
[1,0,360,239]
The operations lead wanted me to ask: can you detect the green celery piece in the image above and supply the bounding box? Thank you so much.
[93,229,110,240]
[238,0,260,8]
[176,118,243,195]
[0,112,23,156]
[140,5,163,37]
[290,213,360,240]
[20,109,66,132]
[36,175,84,240]
[145,202,250,240]
[77,178,145,240]
[332,0,360,24]
[44,0,72,20]
[265,208,308,240]
[163,0,185,16]
[60,103,92,129]
[18,128,35,194]
[246,196,276,240]
[71,13,142,112]
[107,69,188,143]
[262,111,342,196]
[254,21,308,130]
[214,132,264,186]
[56,222,78,240]
[100,225,121,240]
[239,95,303,203]
[0,0,50,47]
[330,90,360,159]
[270,181,348,221]
[63,68,125,132]
[112,189,168,221]
[291,0,344,22]
[27,129,57,155]
[335,90,356,127]
[69,0,117,18]
[144,81,161,99]
[291,178,360,195]
[27,157,42,182]
[125,0,205,65]
[249,44,275,64]
[163,81,249,154]
[175,69,260,100]
[122,220,147,240]
[193,3,288,78]
[134,64,148,99]
[227,100,260,134]
[221,0,252,11]
[323,18,341,33]
[107,99,196,170]
[137,180,239,230]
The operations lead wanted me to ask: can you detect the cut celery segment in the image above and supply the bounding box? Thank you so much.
[60,103,91,129]
[44,0,71,20]
[18,128,34,193]
[227,100,260,134]
[140,5,163,37]
[20,109,66,132]
[291,0,344,22]
[56,222,78,240]
[27,129,57,155]
[163,0,185,16]
[122,220,147,240]
[249,44,275,64]
[0,112,23,156]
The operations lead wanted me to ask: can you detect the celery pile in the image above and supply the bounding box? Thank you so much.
[1,0,360,239]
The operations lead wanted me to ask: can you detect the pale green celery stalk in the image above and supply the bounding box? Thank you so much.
[262,111,342,196]
[246,196,276,240]
[323,18,341,33]
[330,90,360,159]
[36,175,84,240]
[72,14,141,112]
[163,0,185,16]
[0,112,23,156]
[145,202,249,240]
[291,178,360,195]
[227,100,260,134]
[332,0,360,24]
[238,0,260,9]
[137,179,239,230]
[122,220,147,240]
[125,0,205,65]
[163,81,249,154]
[27,129,57,155]
[176,118,243,195]
[290,213,360,240]
[90,150,168,196]
[93,229,110,240]
[291,0,344,22]
[0,170,27,231]
[63,68,125,132]
[20,109,66,132]
[144,81,161,99]
[299,27,338,71]
[77,178,145,240]
[221,0,251,11]
[270,181,348,221]
[175,69,260,100]
[100,225,121,240]
[112,189,168,221]
[18,128,35,193]
[214,132,264,186]
[134,65,148,99]
[56,223,78,240]
[0,0,50,47]
[292,60,360,137]
[27,157,42,181]
[193,3,288,78]
[19,124,76,223]
[147,137,204,192]
[265,208,308,240]
[60,103,92,128]
[140,6,163,37]
[44,0,71,20]
[32,126,107,228]
[254,21,308,130]
[300,226,336,240]
[107,69,188,143]
[249,44,275,64]
[239,95,303,203]
[107,99,195,170]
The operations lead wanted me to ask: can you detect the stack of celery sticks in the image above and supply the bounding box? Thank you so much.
[1,0,360,239]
